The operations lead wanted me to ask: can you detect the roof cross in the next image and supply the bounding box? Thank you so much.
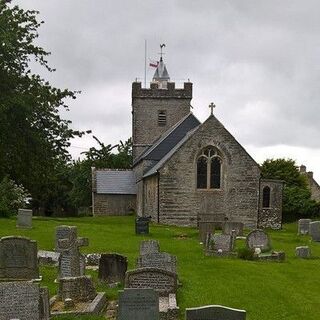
[209,102,216,115]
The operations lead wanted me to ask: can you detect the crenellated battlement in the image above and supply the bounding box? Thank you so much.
[132,81,192,99]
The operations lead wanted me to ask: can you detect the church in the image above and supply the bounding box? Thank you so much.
[92,56,284,229]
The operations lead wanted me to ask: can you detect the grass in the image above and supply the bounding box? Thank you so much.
[1,216,320,319]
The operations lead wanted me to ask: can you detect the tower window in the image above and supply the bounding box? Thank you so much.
[158,110,167,126]
[262,186,271,208]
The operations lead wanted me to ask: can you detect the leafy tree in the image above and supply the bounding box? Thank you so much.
[261,159,319,221]
[0,1,86,213]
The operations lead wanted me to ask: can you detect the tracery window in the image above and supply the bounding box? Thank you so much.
[197,146,222,189]
[262,186,271,208]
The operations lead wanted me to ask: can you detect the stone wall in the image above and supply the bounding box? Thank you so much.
[143,175,159,221]
[132,82,192,160]
[156,115,261,228]
[258,179,283,229]
[93,194,136,216]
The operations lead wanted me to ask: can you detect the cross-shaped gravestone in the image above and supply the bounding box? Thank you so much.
[209,102,216,115]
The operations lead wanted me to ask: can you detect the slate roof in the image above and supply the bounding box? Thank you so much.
[95,170,136,194]
[133,113,201,166]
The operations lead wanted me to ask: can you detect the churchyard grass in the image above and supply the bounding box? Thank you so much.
[0,216,319,320]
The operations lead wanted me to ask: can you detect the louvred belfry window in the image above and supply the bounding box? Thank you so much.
[158,110,167,126]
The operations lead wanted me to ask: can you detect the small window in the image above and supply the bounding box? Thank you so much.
[210,157,221,189]
[158,110,166,126]
[197,156,207,189]
[262,186,271,208]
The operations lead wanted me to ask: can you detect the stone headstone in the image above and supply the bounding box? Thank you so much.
[38,250,60,266]
[0,236,39,280]
[125,267,177,296]
[135,216,150,234]
[136,252,177,273]
[118,288,159,320]
[140,240,160,256]
[212,233,235,252]
[58,275,96,302]
[222,222,244,236]
[298,219,311,235]
[0,282,50,320]
[186,305,246,320]
[86,253,101,266]
[98,253,128,284]
[309,221,320,241]
[295,246,311,258]
[16,208,33,228]
[198,221,215,243]
[246,230,270,251]
[55,225,78,252]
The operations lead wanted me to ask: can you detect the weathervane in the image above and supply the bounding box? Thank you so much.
[209,102,216,115]
[159,43,166,60]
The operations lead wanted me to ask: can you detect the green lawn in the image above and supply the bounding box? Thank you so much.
[1,216,319,320]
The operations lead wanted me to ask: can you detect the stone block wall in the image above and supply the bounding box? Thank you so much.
[258,179,283,229]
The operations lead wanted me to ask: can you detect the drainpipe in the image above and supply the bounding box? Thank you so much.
[157,171,160,223]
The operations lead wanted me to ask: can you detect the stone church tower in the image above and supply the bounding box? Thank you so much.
[132,57,192,160]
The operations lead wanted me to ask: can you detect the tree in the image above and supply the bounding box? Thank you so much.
[261,159,319,221]
[0,1,86,212]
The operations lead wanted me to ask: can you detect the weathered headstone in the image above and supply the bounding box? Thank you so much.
[98,253,128,284]
[0,236,39,280]
[246,230,270,251]
[118,288,159,320]
[186,305,246,320]
[55,225,78,252]
[135,216,150,234]
[136,252,177,273]
[125,267,177,296]
[139,240,160,256]
[16,208,33,228]
[198,221,215,243]
[205,232,235,255]
[38,250,60,266]
[309,221,320,242]
[58,275,96,302]
[222,222,244,236]
[298,219,311,235]
[295,246,311,258]
[0,282,50,320]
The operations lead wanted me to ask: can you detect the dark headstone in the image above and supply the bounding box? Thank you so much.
[118,288,159,320]
[309,221,320,241]
[98,253,128,284]
[198,221,215,243]
[186,305,246,320]
[0,236,39,280]
[135,216,150,234]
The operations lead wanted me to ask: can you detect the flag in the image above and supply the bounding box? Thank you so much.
[149,61,159,68]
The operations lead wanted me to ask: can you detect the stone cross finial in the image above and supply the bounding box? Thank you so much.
[209,102,216,115]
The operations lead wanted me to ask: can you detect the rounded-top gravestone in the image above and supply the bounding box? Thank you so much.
[246,229,270,251]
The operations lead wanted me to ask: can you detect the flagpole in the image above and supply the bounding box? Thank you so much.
[144,40,147,88]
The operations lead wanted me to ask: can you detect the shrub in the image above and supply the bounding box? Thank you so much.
[237,247,256,260]
[0,176,29,217]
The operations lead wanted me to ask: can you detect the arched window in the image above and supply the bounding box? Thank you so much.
[262,186,271,208]
[196,146,222,190]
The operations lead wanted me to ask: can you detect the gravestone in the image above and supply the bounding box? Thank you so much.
[139,240,160,256]
[198,221,215,243]
[55,225,78,252]
[135,216,150,234]
[118,288,159,320]
[295,246,311,258]
[246,230,270,251]
[186,305,246,320]
[309,221,320,242]
[58,275,96,302]
[0,282,50,320]
[0,236,39,280]
[136,252,177,273]
[298,219,311,235]
[205,232,235,255]
[222,222,244,236]
[16,208,33,228]
[98,253,128,284]
[125,267,177,296]
[38,250,60,265]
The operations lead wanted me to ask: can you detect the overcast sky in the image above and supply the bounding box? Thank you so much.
[16,0,320,181]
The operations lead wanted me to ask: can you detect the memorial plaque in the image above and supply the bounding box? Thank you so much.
[135,217,150,235]
[186,305,246,320]
[139,240,160,256]
[0,236,39,280]
[0,282,50,320]
[136,252,177,273]
[98,253,128,284]
[118,288,159,320]
[222,222,244,236]
[309,221,320,242]
[298,219,311,235]
[246,230,270,251]
[16,208,33,228]
[125,267,177,296]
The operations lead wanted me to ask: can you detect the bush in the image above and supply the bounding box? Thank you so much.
[0,176,29,217]
[237,247,256,260]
